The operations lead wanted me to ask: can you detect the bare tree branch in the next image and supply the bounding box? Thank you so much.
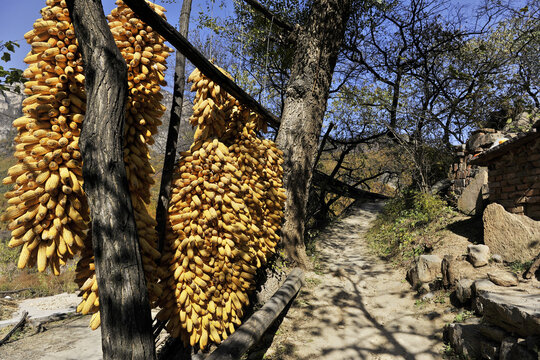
[243,0,295,32]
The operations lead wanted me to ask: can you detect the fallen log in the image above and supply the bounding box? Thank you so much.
[205,268,304,360]
[0,288,32,296]
[0,311,28,346]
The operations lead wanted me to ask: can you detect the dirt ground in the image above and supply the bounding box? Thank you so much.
[0,315,102,360]
[1,201,459,359]
[259,202,456,360]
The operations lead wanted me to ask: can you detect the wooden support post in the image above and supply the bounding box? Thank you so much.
[205,268,304,360]
[67,0,156,358]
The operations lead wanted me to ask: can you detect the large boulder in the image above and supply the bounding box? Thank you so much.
[444,321,484,359]
[457,169,488,215]
[483,203,540,262]
[500,337,538,360]
[456,278,474,304]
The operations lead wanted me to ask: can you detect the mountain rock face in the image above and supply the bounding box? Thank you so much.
[151,90,195,154]
[0,86,195,156]
[0,88,23,144]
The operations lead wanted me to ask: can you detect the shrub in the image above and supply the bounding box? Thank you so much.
[367,189,454,261]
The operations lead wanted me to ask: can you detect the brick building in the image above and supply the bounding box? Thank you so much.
[470,122,540,220]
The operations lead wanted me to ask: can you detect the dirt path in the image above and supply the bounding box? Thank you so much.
[262,202,454,360]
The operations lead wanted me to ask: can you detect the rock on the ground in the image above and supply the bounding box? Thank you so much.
[488,271,519,287]
[483,203,540,262]
[477,287,540,337]
[457,169,488,215]
[491,254,504,263]
[478,323,509,343]
[444,321,483,359]
[406,254,442,288]
[456,278,474,304]
[480,340,500,359]
[0,292,79,329]
[442,255,459,289]
[445,321,539,360]
[500,337,538,360]
[468,244,490,267]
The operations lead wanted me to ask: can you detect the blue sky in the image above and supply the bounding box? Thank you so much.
[0,0,234,86]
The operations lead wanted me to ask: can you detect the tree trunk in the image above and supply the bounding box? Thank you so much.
[276,0,353,268]
[67,1,156,359]
[156,0,193,253]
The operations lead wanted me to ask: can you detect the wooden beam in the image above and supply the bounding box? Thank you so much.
[155,0,193,254]
[205,268,304,360]
[122,0,281,129]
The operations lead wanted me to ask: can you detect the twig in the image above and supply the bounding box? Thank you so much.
[242,0,294,32]
[0,311,28,346]
[0,288,32,296]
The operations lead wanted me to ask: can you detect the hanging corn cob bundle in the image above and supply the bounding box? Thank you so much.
[108,0,171,305]
[156,67,286,349]
[73,0,172,329]
[1,0,89,276]
[74,234,101,329]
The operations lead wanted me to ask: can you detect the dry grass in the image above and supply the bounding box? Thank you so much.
[0,241,78,306]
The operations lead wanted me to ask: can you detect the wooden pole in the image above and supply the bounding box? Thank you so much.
[205,268,304,360]
[155,0,193,254]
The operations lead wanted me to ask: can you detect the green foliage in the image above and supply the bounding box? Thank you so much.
[0,240,18,265]
[453,310,474,323]
[0,40,25,93]
[507,260,533,274]
[367,190,454,261]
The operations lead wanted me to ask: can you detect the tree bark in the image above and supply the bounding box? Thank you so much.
[156,0,193,253]
[67,1,156,359]
[276,0,353,268]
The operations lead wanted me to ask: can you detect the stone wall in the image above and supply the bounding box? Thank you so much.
[448,145,482,198]
[449,129,509,199]
[486,138,540,220]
